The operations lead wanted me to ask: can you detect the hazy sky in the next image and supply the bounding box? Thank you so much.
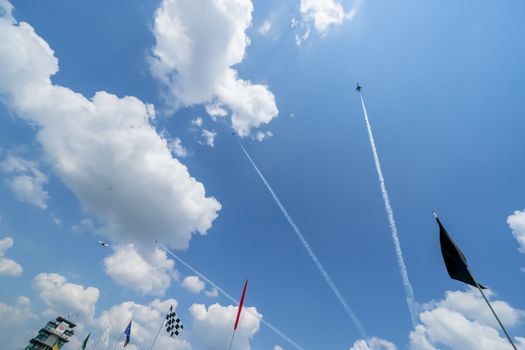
[1,1,524,349]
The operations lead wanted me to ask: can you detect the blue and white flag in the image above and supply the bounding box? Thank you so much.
[123,320,132,347]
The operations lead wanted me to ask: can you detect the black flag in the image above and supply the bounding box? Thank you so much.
[165,306,183,337]
[435,214,486,289]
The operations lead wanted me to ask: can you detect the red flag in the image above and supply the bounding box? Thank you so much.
[234,279,248,330]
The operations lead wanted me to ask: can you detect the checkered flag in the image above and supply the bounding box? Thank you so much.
[165,305,183,337]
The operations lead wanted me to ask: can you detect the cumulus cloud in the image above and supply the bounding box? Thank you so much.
[201,129,217,147]
[27,272,189,350]
[103,244,177,296]
[349,337,397,350]
[191,117,203,127]
[258,20,272,36]
[92,299,262,350]
[436,289,523,329]
[149,0,279,137]
[294,0,362,45]
[92,300,261,350]
[0,296,38,349]
[205,103,228,119]
[255,130,273,142]
[205,287,219,298]
[94,298,190,350]
[0,296,35,323]
[0,0,13,20]
[409,325,437,350]
[0,236,23,277]
[189,303,262,350]
[507,209,525,254]
[1,155,49,209]
[409,288,525,350]
[169,137,188,157]
[33,273,100,320]
[0,5,221,250]
[300,0,346,32]
[2,271,259,350]
[182,275,205,294]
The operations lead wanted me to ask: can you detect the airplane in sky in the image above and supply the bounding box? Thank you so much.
[355,83,363,92]
[98,240,109,247]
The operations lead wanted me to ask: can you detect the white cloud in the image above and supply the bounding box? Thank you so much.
[409,288,525,350]
[0,0,13,21]
[255,130,273,142]
[169,137,188,157]
[437,289,523,329]
[94,299,190,350]
[71,218,96,233]
[0,296,35,323]
[205,103,228,119]
[201,129,217,147]
[205,287,219,298]
[1,274,260,350]
[189,303,261,350]
[409,325,437,350]
[182,275,205,294]
[181,275,217,297]
[51,214,61,225]
[0,296,38,349]
[349,337,397,350]
[91,300,264,350]
[294,0,362,45]
[91,299,262,350]
[507,209,525,254]
[191,117,203,127]
[273,346,284,350]
[291,17,311,46]
[0,6,221,250]
[149,0,279,137]
[300,0,346,33]
[103,244,177,296]
[1,155,49,209]
[258,20,272,35]
[29,272,189,350]
[0,236,22,277]
[33,273,100,320]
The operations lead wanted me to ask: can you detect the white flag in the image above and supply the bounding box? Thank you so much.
[100,326,110,347]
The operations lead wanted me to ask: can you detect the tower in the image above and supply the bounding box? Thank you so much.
[25,316,76,350]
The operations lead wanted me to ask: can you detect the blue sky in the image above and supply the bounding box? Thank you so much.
[1,0,524,349]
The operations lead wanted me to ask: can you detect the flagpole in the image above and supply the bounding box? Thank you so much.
[91,336,101,350]
[91,330,103,350]
[228,330,236,350]
[92,327,110,350]
[148,316,165,350]
[111,332,123,350]
[79,332,92,350]
[467,266,517,350]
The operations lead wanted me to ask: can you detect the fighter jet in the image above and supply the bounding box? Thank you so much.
[98,240,109,248]
[355,83,363,92]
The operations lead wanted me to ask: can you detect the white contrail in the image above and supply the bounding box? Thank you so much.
[359,94,417,326]
[237,141,368,340]
[156,241,305,350]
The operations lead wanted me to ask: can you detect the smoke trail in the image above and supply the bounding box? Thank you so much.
[237,141,368,340]
[156,241,305,350]
[359,94,417,326]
